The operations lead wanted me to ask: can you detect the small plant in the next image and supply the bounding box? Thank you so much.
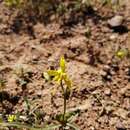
[0,57,79,130]
[13,66,32,89]
[46,56,71,124]
[44,56,79,130]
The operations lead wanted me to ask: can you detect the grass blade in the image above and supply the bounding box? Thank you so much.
[0,122,61,130]
[67,123,80,130]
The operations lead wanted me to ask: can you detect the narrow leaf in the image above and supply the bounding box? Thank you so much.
[67,123,80,130]
[0,122,61,130]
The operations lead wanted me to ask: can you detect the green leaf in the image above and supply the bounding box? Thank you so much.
[0,122,61,130]
[55,113,65,123]
[0,115,3,123]
[24,97,31,111]
[66,111,79,122]
[67,123,80,130]
[55,111,78,125]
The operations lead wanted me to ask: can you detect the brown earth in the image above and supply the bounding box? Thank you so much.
[0,1,130,130]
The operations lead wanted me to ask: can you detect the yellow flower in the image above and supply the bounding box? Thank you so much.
[116,49,128,58]
[8,115,16,122]
[47,56,72,88]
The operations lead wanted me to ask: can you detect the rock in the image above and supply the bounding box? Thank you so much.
[37,90,42,98]
[114,108,128,119]
[105,106,114,115]
[125,88,130,97]
[108,15,124,27]
[116,122,126,130]
[103,65,110,71]
[109,34,118,40]
[110,117,118,126]
[89,126,96,130]
[111,0,119,5]
[119,85,130,97]
[104,88,111,96]
[100,70,107,76]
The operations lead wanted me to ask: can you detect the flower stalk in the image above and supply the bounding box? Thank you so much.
[46,56,72,128]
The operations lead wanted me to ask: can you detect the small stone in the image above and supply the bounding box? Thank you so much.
[110,117,118,126]
[28,89,35,94]
[107,75,112,80]
[110,34,118,40]
[114,108,128,119]
[125,87,130,97]
[89,126,96,130]
[116,122,126,130]
[103,65,110,71]
[100,70,107,76]
[119,85,130,97]
[104,88,111,96]
[110,70,116,75]
[108,15,124,27]
[111,0,119,5]
[105,106,114,115]
[120,88,126,96]
[37,90,42,98]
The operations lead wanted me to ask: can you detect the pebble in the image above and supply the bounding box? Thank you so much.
[111,0,119,5]
[104,88,111,96]
[103,65,110,71]
[110,117,118,126]
[37,90,42,98]
[109,34,118,40]
[105,106,114,115]
[114,108,128,119]
[116,122,126,130]
[89,126,96,130]
[108,15,124,27]
[119,85,130,97]
[100,70,107,76]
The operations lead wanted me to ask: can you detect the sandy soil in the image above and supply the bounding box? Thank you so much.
[0,1,130,130]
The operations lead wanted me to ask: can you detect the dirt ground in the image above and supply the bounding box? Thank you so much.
[0,1,130,130]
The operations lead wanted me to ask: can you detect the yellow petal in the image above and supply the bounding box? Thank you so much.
[43,72,51,81]
[60,56,66,72]
[64,75,72,88]
[8,115,16,122]
[53,75,60,82]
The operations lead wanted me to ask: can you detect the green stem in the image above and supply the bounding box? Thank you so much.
[60,81,67,127]
[63,90,66,123]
